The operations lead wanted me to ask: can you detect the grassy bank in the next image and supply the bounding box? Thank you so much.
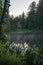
[7,29,43,34]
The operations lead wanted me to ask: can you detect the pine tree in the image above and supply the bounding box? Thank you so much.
[27,1,36,29]
[37,0,43,30]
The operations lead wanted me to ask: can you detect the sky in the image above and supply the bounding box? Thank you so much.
[9,0,39,17]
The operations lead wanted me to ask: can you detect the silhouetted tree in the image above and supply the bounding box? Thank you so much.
[27,1,36,29]
[36,0,43,30]
[21,12,25,28]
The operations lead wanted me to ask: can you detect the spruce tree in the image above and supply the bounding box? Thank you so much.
[37,0,43,30]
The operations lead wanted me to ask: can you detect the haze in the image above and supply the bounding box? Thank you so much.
[9,0,39,17]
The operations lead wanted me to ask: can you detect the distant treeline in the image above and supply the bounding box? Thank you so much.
[1,0,43,31]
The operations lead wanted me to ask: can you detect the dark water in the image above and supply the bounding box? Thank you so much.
[7,32,43,46]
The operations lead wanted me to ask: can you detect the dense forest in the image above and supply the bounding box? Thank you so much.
[0,0,43,32]
[7,0,43,32]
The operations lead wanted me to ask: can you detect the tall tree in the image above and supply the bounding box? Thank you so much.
[37,0,43,30]
[0,0,3,21]
[21,12,25,28]
[0,0,10,41]
[27,1,36,29]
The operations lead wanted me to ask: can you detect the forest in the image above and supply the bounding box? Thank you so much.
[7,0,43,32]
[0,0,43,65]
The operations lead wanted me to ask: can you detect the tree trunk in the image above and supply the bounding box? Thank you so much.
[0,0,10,41]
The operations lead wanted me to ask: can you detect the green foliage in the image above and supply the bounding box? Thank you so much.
[23,46,43,65]
[0,0,43,65]
[7,1,42,31]
[6,0,43,32]
[0,0,43,32]
[26,1,36,29]
[0,42,23,65]
[0,40,43,65]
